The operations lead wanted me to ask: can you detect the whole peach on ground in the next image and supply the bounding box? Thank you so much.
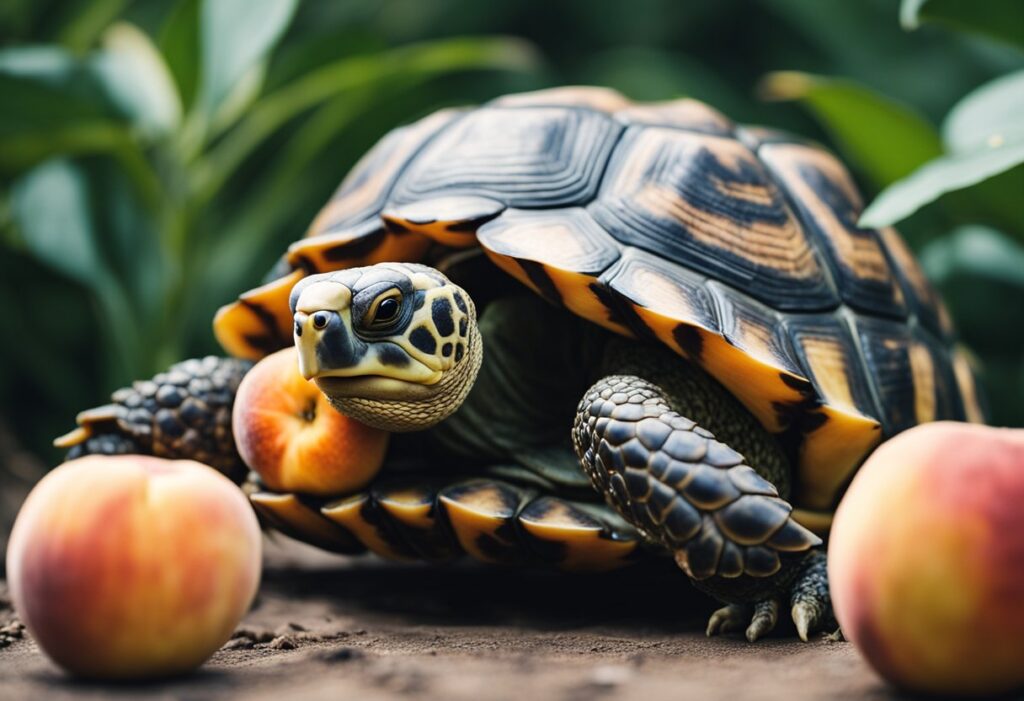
[233,346,388,496]
[829,422,1024,696]
[6,455,261,679]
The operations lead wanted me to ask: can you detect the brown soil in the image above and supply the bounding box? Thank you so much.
[0,536,904,701]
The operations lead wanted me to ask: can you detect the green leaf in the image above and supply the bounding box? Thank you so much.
[10,159,144,382]
[943,69,1024,153]
[860,139,1024,227]
[901,0,1024,51]
[158,0,200,110]
[91,23,182,138]
[10,159,105,285]
[56,0,127,53]
[191,37,539,206]
[861,70,1024,229]
[0,56,129,174]
[197,0,298,114]
[921,225,1024,287]
[759,71,942,189]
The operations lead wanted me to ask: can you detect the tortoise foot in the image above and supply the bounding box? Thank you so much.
[789,549,834,642]
[705,603,750,637]
[706,597,783,642]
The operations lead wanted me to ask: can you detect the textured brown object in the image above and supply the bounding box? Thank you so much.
[64,356,252,480]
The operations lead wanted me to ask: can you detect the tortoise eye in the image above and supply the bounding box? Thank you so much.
[312,312,330,330]
[372,296,401,324]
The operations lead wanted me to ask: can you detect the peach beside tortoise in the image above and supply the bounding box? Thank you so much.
[57,86,985,642]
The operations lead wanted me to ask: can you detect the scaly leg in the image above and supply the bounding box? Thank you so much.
[573,375,831,641]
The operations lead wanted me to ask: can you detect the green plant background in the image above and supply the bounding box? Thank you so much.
[2,0,1022,470]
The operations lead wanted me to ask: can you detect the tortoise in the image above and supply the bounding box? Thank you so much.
[58,86,985,642]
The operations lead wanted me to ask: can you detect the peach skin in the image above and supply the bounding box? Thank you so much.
[232,346,389,496]
[6,455,261,679]
[829,422,1024,696]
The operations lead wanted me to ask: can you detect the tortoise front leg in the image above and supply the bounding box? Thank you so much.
[54,356,252,481]
[572,375,830,641]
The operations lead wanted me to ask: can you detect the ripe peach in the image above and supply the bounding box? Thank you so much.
[232,346,388,496]
[829,422,1024,696]
[6,455,261,679]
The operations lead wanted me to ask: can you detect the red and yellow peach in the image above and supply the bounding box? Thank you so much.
[232,346,388,496]
[6,455,261,679]
[829,421,1024,696]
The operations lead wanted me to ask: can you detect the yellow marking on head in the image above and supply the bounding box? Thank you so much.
[294,281,352,315]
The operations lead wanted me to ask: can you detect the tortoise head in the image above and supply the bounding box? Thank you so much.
[290,263,482,432]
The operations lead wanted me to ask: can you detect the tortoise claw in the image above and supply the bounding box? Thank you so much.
[791,601,817,642]
[746,598,780,642]
[705,599,782,642]
[706,604,750,637]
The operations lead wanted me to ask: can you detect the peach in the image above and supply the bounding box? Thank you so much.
[6,455,261,679]
[829,422,1024,696]
[232,346,388,496]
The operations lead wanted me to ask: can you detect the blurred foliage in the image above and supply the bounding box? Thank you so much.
[0,0,1021,466]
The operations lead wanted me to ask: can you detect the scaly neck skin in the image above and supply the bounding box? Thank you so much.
[323,321,483,433]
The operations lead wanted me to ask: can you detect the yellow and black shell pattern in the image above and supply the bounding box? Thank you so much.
[216,86,984,533]
[248,477,644,572]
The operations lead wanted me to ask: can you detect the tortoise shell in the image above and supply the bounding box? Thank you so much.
[215,86,984,525]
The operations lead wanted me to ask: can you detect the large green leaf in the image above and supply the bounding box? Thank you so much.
[157,0,200,110]
[190,37,539,206]
[921,225,1024,287]
[197,0,298,114]
[759,71,942,189]
[91,23,182,138]
[10,159,144,382]
[901,0,1024,51]
[942,69,1024,153]
[860,70,1024,229]
[860,141,1024,228]
[56,0,127,53]
[0,57,128,175]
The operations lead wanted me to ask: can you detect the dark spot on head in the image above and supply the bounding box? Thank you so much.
[377,344,411,367]
[454,343,465,362]
[294,322,303,337]
[431,297,455,336]
[317,323,362,369]
[453,292,468,314]
[458,318,468,337]
[413,290,427,311]
[409,326,437,354]
[441,343,453,358]
[672,324,703,360]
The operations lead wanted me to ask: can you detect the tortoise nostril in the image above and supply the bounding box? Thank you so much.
[312,312,330,330]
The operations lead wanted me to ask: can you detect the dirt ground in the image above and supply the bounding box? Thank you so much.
[0,535,912,701]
